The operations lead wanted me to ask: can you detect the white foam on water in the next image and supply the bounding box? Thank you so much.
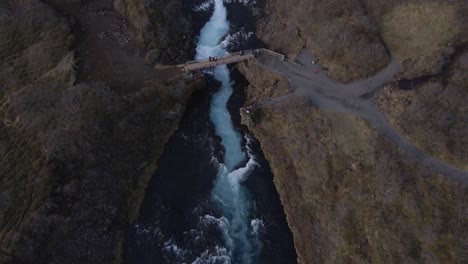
[194,0,215,12]
[220,30,254,50]
[134,224,160,237]
[194,0,261,262]
[250,219,264,236]
[161,213,236,263]
[224,0,256,5]
[192,246,231,264]
[228,154,258,183]
[163,239,189,259]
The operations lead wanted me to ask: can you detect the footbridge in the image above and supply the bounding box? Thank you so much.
[181,49,285,72]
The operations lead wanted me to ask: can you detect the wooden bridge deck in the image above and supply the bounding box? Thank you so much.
[182,51,256,72]
[173,49,285,73]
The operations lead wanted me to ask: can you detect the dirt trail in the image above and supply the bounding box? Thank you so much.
[254,49,468,182]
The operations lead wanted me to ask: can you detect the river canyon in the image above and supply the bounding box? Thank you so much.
[124,0,296,263]
[1,0,467,263]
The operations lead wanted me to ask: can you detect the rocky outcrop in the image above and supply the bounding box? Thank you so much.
[0,0,200,263]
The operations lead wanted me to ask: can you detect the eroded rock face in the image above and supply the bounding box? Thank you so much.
[257,0,390,82]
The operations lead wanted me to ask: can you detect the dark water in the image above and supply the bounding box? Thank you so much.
[398,76,431,90]
[123,1,296,263]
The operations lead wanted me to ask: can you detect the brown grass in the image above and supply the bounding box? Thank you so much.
[381,2,459,60]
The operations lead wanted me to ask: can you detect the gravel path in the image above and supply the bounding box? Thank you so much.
[254,49,468,182]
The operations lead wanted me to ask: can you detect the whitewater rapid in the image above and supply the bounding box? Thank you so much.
[195,0,261,263]
[124,1,297,263]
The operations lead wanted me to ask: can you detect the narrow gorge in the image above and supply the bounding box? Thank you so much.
[0,0,467,263]
[124,0,296,263]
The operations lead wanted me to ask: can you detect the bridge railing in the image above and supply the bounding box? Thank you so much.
[184,56,255,71]
[183,50,256,65]
[180,49,286,72]
[256,48,285,60]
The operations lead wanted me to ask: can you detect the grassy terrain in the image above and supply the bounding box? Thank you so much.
[257,0,390,82]
[239,47,467,262]
[237,59,291,102]
[243,101,468,263]
[362,0,468,79]
[376,49,468,169]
